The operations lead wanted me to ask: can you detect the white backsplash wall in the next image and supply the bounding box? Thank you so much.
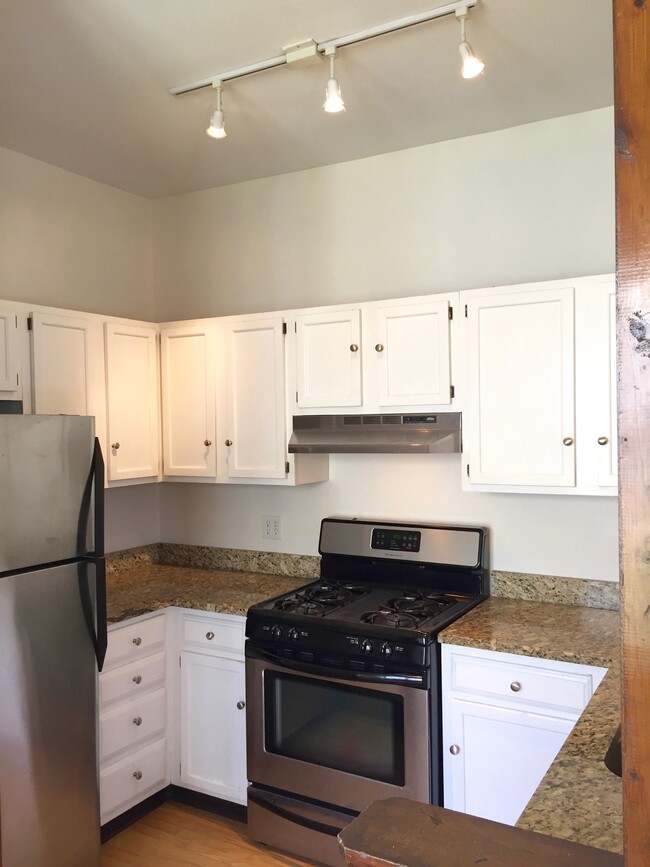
[159,455,619,582]
[105,484,161,553]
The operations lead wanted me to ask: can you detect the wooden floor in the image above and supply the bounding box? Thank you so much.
[101,802,316,867]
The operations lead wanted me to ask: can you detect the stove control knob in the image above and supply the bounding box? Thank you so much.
[288,628,299,642]
[381,642,394,657]
[361,639,374,655]
[271,626,283,641]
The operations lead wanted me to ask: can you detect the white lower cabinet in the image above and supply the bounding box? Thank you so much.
[99,613,169,825]
[176,611,248,805]
[441,644,606,826]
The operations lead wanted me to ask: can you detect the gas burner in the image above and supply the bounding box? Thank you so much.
[275,598,325,617]
[387,597,451,617]
[362,610,419,629]
[305,585,353,607]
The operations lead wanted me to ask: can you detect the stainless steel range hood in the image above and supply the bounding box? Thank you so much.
[288,413,461,454]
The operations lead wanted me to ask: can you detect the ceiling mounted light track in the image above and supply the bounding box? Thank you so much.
[170,0,483,137]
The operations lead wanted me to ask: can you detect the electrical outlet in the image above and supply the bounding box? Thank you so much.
[262,515,282,540]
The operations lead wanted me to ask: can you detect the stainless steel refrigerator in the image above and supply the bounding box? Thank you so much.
[0,415,107,867]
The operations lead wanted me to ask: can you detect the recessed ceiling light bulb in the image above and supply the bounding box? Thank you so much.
[323,48,345,113]
[459,41,484,79]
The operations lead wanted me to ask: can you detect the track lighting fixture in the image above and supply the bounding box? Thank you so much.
[456,6,484,79]
[206,82,226,139]
[323,47,345,114]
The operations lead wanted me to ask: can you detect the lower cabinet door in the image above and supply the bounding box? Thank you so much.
[179,651,247,804]
[444,698,573,826]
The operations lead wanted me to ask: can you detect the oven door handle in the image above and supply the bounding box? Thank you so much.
[248,788,345,838]
[246,644,427,687]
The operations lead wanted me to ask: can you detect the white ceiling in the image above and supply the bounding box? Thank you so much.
[0,0,613,199]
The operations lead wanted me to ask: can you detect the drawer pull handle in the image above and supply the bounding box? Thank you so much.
[350,344,359,352]
[598,436,609,446]
[237,701,246,710]
[562,437,574,446]
[132,675,142,685]
[206,631,215,640]
[510,681,522,692]
[449,744,460,755]
[133,717,143,726]
[132,637,142,647]
[132,771,143,781]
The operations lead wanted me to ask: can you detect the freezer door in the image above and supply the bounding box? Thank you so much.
[0,415,96,572]
[0,562,100,867]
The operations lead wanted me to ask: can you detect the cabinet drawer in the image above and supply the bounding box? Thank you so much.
[449,651,596,714]
[100,738,167,822]
[104,615,166,670]
[99,652,166,708]
[100,688,167,763]
[182,614,245,656]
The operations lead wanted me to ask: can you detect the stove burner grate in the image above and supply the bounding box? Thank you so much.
[362,610,420,629]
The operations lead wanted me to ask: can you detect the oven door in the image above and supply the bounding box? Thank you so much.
[245,644,431,814]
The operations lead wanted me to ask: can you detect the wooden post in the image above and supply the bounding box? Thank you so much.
[614,1,650,864]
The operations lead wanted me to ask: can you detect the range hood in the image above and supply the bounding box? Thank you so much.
[288,413,461,454]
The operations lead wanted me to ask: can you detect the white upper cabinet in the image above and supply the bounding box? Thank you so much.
[295,309,362,409]
[373,298,452,407]
[105,323,160,482]
[463,282,576,488]
[31,311,107,454]
[220,316,287,480]
[0,305,20,394]
[160,323,217,479]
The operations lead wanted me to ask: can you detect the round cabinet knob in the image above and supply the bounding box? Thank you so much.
[510,681,522,693]
[271,625,283,641]
[288,628,299,642]
[598,436,609,446]
[449,744,460,756]
[562,437,574,446]
[111,442,120,450]
[225,439,233,447]
[132,771,143,781]
[132,637,142,647]
[361,639,373,655]
[349,344,359,352]
[132,675,142,685]
[380,642,393,657]
[206,631,215,641]
[375,343,384,352]
[237,701,246,710]
[132,717,143,727]
[204,439,212,447]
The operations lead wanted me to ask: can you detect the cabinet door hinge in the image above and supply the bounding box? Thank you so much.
[27,316,33,331]
[285,461,290,474]
[450,385,455,399]
[282,322,287,335]
[179,655,182,668]
[448,306,453,320]
[14,315,18,328]
[295,391,298,403]
[16,373,19,386]
[464,304,468,318]
[466,464,470,477]
[294,322,297,333]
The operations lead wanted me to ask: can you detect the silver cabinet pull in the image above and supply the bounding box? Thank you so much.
[204,439,212,447]
[225,439,233,446]
[375,343,384,352]
[206,631,215,640]
[237,701,246,710]
[132,637,142,646]
[111,442,120,450]
[349,344,359,352]
[510,681,522,692]
[449,744,460,755]
[562,437,574,446]
[598,436,609,446]
[132,717,143,726]
[132,675,142,685]
[132,771,142,780]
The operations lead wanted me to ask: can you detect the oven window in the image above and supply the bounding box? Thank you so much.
[264,672,405,785]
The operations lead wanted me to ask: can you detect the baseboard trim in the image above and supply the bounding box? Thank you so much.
[101,787,169,841]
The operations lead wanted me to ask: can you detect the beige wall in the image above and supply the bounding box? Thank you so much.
[0,146,154,320]
[152,108,614,322]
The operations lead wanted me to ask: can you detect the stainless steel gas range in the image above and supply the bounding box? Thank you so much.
[245,517,489,866]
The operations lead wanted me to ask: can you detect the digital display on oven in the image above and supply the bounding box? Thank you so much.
[371,528,421,553]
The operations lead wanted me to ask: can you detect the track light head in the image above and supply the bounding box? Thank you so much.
[206,83,227,139]
[323,47,345,113]
[456,6,484,79]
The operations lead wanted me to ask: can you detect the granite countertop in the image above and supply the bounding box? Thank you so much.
[106,563,308,623]
[438,597,622,854]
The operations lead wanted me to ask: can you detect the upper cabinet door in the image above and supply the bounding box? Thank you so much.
[295,309,362,408]
[0,306,19,393]
[590,280,617,488]
[465,286,576,486]
[105,323,159,481]
[161,324,217,478]
[374,299,452,406]
[222,317,286,479]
